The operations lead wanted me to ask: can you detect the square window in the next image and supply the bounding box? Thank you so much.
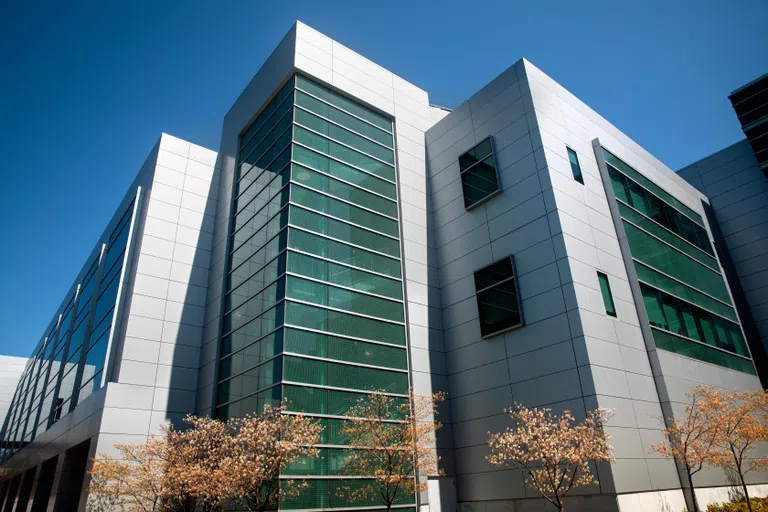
[567,147,584,185]
[459,138,501,209]
[597,271,617,317]
[474,256,523,337]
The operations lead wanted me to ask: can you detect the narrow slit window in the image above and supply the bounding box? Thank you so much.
[474,256,523,337]
[567,147,584,184]
[459,138,500,209]
[597,271,617,317]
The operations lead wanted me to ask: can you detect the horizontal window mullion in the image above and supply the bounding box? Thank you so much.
[230,206,289,263]
[617,199,717,267]
[290,157,396,203]
[283,352,408,373]
[223,269,286,318]
[284,324,405,349]
[215,382,281,409]
[231,182,290,241]
[288,202,400,241]
[226,250,286,298]
[295,83,392,134]
[216,353,282,386]
[281,381,408,399]
[287,247,401,281]
[285,297,404,326]
[239,105,294,166]
[234,160,290,214]
[639,279,738,324]
[651,327,750,360]
[237,128,293,186]
[633,259,734,309]
[285,271,403,304]
[291,170,398,220]
[239,87,295,150]
[220,298,286,341]
[475,276,516,294]
[292,141,396,186]
[228,227,287,283]
[294,103,393,151]
[293,121,394,168]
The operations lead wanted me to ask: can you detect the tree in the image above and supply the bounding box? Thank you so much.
[486,403,614,512]
[707,389,768,512]
[215,403,323,512]
[650,385,721,512]
[88,427,185,512]
[337,391,445,512]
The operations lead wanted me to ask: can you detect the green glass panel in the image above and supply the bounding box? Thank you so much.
[623,221,730,302]
[296,74,392,131]
[291,163,397,218]
[223,278,285,334]
[474,258,514,290]
[218,329,283,380]
[215,386,282,421]
[237,145,291,198]
[231,188,290,249]
[295,108,394,164]
[228,229,288,291]
[239,127,292,184]
[240,78,294,149]
[634,261,737,321]
[567,147,584,184]
[597,272,617,317]
[217,357,282,405]
[288,251,402,300]
[459,138,493,171]
[219,303,284,358]
[293,145,396,199]
[225,253,286,312]
[235,162,290,218]
[230,209,289,271]
[284,327,407,370]
[290,184,399,237]
[285,356,407,394]
[289,206,400,257]
[288,228,401,279]
[618,202,718,270]
[286,275,404,322]
[652,328,755,375]
[603,148,704,226]
[476,279,521,336]
[461,156,499,208]
[279,479,329,510]
[285,302,406,345]
[294,125,396,182]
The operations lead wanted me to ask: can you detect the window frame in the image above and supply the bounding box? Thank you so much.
[567,146,585,185]
[474,255,525,339]
[597,271,617,317]
[459,137,502,211]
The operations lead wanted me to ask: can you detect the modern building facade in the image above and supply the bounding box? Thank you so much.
[0,20,766,512]
[678,73,768,387]
[0,357,28,459]
[0,133,218,511]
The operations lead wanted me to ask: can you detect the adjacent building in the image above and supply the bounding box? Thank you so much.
[0,21,766,512]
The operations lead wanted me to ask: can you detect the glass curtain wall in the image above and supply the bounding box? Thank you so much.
[217,74,413,511]
[602,149,754,374]
[0,200,135,463]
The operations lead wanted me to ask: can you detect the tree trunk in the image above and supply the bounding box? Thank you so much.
[686,466,700,512]
[740,474,752,512]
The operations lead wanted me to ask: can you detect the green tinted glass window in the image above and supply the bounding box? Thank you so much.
[284,356,408,394]
[290,184,398,236]
[293,145,396,199]
[289,206,400,257]
[291,164,397,218]
[652,328,755,375]
[603,148,704,226]
[634,261,736,321]
[288,228,401,278]
[223,278,285,335]
[295,75,392,132]
[286,276,404,322]
[294,126,395,182]
[228,229,288,291]
[217,357,282,405]
[640,283,748,357]
[459,138,500,209]
[230,208,289,271]
[285,301,406,345]
[219,303,284,358]
[284,327,407,369]
[288,251,402,300]
[597,272,617,317]
[240,78,295,148]
[218,329,283,380]
[474,256,522,336]
[225,253,286,313]
[623,222,730,302]
[567,147,584,184]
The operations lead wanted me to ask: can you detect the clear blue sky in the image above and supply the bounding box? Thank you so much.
[0,0,766,357]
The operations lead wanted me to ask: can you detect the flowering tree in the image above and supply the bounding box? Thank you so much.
[650,385,721,512]
[215,403,323,512]
[707,389,768,512]
[337,391,445,512]
[486,403,614,512]
[87,427,185,512]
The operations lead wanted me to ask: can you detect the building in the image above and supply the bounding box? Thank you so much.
[0,356,28,457]
[0,20,766,512]
[677,73,768,386]
[0,133,218,511]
